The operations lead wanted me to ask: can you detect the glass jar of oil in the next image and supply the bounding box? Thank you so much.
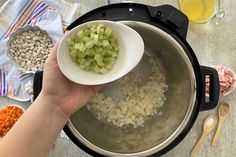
[178,0,217,23]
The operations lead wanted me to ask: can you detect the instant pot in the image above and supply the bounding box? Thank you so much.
[33,3,220,157]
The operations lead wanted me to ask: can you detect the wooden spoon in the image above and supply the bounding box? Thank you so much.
[191,116,217,157]
[211,103,230,146]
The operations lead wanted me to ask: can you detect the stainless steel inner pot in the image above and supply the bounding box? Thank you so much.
[66,21,197,156]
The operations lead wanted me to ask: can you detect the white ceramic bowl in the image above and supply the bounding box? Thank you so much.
[57,20,144,85]
[6,25,53,73]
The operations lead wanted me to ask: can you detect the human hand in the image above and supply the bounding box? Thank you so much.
[40,41,103,117]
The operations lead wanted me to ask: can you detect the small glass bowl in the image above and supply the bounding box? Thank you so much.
[206,65,236,97]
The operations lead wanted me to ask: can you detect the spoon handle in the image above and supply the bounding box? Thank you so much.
[191,132,207,157]
[212,118,224,146]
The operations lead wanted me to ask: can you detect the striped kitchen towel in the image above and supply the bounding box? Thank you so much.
[0,0,50,42]
[0,63,34,101]
[0,0,89,42]
[0,0,89,101]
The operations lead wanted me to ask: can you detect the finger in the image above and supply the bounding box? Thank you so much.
[90,84,106,94]
[47,41,59,61]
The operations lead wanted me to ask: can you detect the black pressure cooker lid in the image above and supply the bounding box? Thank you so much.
[67,3,189,39]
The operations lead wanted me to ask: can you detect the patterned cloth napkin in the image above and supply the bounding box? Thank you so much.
[0,0,89,101]
[0,0,89,41]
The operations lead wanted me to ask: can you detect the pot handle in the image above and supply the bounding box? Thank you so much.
[200,66,219,111]
[33,70,43,100]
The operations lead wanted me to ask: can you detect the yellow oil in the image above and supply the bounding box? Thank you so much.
[178,0,216,23]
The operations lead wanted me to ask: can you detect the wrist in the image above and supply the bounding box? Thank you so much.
[35,92,70,121]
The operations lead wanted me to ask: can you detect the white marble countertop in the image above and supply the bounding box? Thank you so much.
[1,0,236,157]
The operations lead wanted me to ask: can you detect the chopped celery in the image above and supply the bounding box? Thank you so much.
[91,33,99,39]
[81,36,90,42]
[76,30,83,39]
[105,27,112,37]
[85,40,95,48]
[94,65,100,73]
[100,68,108,74]
[67,23,119,74]
[102,40,111,48]
[104,57,115,62]
[105,63,114,70]
[70,50,77,58]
